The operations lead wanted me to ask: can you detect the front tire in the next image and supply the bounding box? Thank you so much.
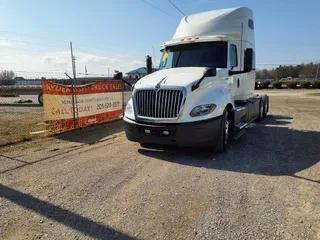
[215,109,229,153]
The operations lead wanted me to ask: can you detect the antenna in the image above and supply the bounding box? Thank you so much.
[240,23,244,70]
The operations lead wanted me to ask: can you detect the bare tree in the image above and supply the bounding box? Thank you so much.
[0,70,16,85]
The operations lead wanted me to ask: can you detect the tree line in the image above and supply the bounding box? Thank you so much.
[0,70,17,85]
[256,62,319,80]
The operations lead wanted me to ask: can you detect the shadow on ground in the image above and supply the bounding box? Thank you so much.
[0,184,134,240]
[56,119,125,144]
[138,115,320,183]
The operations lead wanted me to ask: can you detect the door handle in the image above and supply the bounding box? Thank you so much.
[237,78,240,88]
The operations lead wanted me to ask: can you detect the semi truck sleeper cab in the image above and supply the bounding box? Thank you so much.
[124,7,269,153]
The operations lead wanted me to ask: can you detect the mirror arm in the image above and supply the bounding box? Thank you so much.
[192,67,216,91]
[191,75,206,91]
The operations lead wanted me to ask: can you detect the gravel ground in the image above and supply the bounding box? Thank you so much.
[0,91,319,240]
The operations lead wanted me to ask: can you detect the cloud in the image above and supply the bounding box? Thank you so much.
[0,51,144,78]
[0,36,27,46]
[0,40,13,47]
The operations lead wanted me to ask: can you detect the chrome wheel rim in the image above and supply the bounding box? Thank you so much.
[225,118,229,145]
[260,104,264,117]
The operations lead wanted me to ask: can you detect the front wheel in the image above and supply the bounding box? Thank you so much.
[215,109,229,153]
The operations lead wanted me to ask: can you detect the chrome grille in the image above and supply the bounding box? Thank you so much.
[135,89,184,118]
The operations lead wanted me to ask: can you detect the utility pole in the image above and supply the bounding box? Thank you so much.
[316,61,319,80]
[70,42,78,129]
[70,42,76,80]
[108,68,110,78]
[289,66,291,77]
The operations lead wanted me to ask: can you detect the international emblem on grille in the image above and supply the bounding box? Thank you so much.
[154,76,166,92]
[154,83,160,92]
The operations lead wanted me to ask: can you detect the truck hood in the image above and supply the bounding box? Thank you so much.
[134,67,208,89]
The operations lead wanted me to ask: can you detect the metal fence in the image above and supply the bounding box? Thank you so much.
[0,73,132,147]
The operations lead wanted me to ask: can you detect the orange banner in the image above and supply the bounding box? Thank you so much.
[42,81,123,133]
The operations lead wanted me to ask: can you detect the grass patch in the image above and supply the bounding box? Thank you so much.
[0,113,46,146]
[305,93,320,96]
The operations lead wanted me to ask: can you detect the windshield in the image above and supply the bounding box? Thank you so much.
[159,42,227,69]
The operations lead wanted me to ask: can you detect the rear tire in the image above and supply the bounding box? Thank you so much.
[263,96,268,117]
[215,109,229,153]
[257,99,264,121]
[38,92,43,106]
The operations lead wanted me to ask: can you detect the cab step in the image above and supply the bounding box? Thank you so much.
[236,121,248,131]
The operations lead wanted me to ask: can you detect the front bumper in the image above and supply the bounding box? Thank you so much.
[124,116,222,147]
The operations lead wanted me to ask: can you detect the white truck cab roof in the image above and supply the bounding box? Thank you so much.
[162,7,254,47]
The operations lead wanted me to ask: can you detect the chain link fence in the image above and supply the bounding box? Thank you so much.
[0,71,133,146]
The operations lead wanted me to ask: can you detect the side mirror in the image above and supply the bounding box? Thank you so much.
[244,49,253,72]
[203,67,217,77]
[113,72,123,80]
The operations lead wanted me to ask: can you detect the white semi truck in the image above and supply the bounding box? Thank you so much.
[124,7,269,152]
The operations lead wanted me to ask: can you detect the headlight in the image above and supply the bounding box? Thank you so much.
[190,104,216,117]
[125,102,133,115]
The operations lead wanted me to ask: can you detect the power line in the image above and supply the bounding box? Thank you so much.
[2,70,112,76]
[140,0,179,20]
[0,29,138,55]
[168,0,186,16]
[0,30,69,44]
[0,38,68,50]
[0,46,49,53]
[12,70,68,74]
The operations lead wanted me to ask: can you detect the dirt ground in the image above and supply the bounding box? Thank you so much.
[0,90,319,240]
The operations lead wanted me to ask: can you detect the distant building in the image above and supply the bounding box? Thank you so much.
[126,67,157,80]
